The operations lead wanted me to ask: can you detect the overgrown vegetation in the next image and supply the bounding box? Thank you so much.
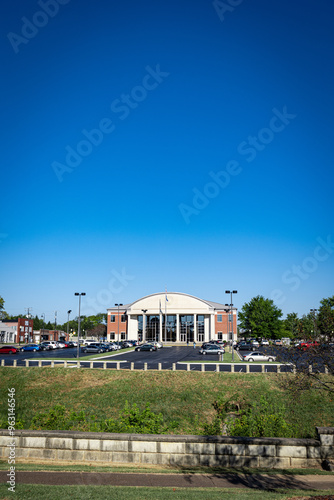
[29,402,178,434]
[0,367,333,438]
[204,394,294,437]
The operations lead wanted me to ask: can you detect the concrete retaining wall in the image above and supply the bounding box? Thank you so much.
[1,428,333,469]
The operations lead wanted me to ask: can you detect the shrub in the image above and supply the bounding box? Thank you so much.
[31,405,87,431]
[227,396,295,438]
[29,402,178,434]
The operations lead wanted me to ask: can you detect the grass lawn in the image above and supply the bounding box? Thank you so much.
[0,367,333,438]
[1,461,333,475]
[1,484,334,499]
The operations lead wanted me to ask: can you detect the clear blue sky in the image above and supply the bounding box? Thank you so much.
[1,0,333,324]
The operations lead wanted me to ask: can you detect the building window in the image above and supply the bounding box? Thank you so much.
[196,315,204,342]
[217,332,223,340]
[180,315,194,343]
[110,333,115,340]
[121,315,126,323]
[138,315,143,341]
[110,315,115,323]
[121,332,126,340]
[217,314,222,322]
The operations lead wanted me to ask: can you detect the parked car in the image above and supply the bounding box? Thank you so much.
[274,339,283,346]
[20,343,41,352]
[242,351,276,362]
[0,345,20,355]
[121,341,134,348]
[99,343,113,352]
[57,342,66,348]
[135,343,157,352]
[199,345,225,355]
[40,342,53,350]
[151,341,163,349]
[298,341,319,350]
[81,343,104,354]
[109,342,121,350]
[40,341,57,349]
[261,339,269,346]
[250,340,260,348]
[66,342,76,348]
[236,341,255,351]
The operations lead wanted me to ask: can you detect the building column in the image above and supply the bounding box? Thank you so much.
[210,313,215,340]
[159,313,163,342]
[176,314,180,342]
[142,315,147,342]
[194,314,197,342]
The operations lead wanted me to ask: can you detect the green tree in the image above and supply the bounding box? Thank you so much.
[281,296,334,394]
[284,312,300,339]
[297,314,314,339]
[238,295,283,339]
[0,296,7,320]
[317,296,334,340]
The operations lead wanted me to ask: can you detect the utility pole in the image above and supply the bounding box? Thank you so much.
[54,311,57,342]
[225,290,238,363]
[25,307,32,344]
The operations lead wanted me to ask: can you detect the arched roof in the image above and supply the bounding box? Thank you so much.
[123,292,228,314]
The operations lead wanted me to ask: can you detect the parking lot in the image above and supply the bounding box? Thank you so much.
[0,345,297,372]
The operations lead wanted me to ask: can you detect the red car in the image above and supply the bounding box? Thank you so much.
[0,345,20,355]
[299,341,319,350]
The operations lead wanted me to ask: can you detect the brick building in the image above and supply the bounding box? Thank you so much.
[107,292,237,344]
[2,318,34,343]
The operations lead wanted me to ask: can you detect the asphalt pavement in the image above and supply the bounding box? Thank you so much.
[0,345,294,372]
[1,470,334,490]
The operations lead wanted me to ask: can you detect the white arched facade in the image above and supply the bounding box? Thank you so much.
[107,292,237,344]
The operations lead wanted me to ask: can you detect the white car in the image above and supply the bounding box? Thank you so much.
[109,343,121,350]
[57,342,66,348]
[242,351,276,362]
[151,341,163,349]
[41,341,58,349]
[261,339,269,346]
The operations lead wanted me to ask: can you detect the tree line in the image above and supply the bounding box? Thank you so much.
[238,295,334,341]
[0,298,107,338]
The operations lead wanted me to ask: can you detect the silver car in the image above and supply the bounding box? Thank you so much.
[242,351,276,362]
[199,345,225,355]
[81,344,104,354]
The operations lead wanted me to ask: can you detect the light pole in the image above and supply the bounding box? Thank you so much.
[41,313,45,342]
[115,304,123,346]
[225,290,238,362]
[141,309,147,343]
[54,311,57,342]
[310,309,318,339]
[75,293,86,359]
[67,310,72,341]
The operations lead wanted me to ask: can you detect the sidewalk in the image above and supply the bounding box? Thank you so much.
[1,471,334,490]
